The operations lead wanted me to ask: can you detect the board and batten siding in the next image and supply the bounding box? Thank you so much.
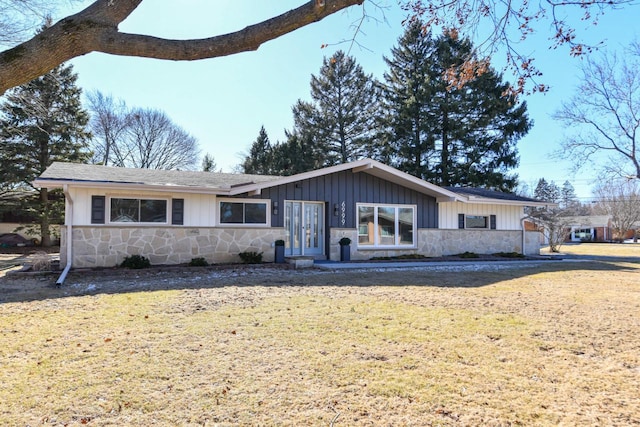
[67,187,217,227]
[438,202,524,230]
[256,170,438,229]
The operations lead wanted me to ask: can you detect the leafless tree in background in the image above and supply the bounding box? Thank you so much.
[86,90,129,166]
[592,179,640,241]
[87,92,200,170]
[555,42,640,180]
[116,108,200,170]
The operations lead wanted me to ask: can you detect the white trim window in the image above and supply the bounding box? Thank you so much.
[218,199,270,226]
[110,197,168,223]
[458,214,497,230]
[357,204,416,248]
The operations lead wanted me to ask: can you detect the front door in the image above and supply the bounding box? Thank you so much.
[284,201,324,257]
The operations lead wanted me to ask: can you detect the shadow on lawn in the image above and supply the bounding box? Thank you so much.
[1,254,638,304]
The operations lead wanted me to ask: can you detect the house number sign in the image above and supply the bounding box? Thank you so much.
[340,201,346,226]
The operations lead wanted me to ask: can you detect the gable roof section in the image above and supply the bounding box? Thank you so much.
[227,158,465,202]
[35,162,280,194]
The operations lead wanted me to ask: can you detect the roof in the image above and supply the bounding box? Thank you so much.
[34,160,549,206]
[36,162,280,194]
[562,215,612,227]
[444,186,550,206]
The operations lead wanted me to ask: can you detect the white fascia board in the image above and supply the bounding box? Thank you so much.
[463,196,557,208]
[32,179,231,195]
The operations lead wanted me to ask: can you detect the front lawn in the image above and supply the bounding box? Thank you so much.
[1,260,638,425]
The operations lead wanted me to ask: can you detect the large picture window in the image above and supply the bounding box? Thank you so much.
[110,198,167,223]
[219,200,268,225]
[357,204,416,248]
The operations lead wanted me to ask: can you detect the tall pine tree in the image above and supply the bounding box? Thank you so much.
[0,62,90,246]
[292,50,379,165]
[382,22,531,191]
[241,126,273,174]
[380,21,438,179]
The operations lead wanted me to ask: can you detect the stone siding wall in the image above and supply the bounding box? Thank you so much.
[418,229,541,256]
[328,228,541,261]
[62,226,542,268]
[62,226,286,268]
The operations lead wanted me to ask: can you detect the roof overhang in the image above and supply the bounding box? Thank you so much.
[32,178,231,195]
[463,196,557,208]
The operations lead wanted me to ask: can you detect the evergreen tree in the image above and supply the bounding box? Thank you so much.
[534,178,561,203]
[292,50,379,165]
[269,130,324,176]
[380,21,438,179]
[242,126,273,174]
[560,180,579,209]
[0,62,91,246]
[201,153,218,172]
[382,23,530,191]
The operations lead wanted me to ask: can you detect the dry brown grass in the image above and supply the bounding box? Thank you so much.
[542,241,640,257]
[0,258,639,425]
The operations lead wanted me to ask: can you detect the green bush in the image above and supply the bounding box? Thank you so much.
[493,251,525,258]
[339,237,351,246]
[120,254,151,269]
[456,251,479,259]
[239,251,263,264]
[189,257,209,267]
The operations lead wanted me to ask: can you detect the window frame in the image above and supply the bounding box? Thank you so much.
[459,214,497,230]
[108,196,169,225]
[465,214,489,229]
[217,198,271,227]
[356,203,417,249]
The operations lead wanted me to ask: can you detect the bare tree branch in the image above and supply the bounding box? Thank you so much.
[0,0,363,94]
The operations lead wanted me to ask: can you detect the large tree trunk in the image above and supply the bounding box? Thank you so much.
[0,0,363,94]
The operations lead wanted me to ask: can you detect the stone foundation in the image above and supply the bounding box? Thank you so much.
[62,226,286,268]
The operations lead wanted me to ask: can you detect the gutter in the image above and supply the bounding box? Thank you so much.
[56,184,73,285]
[521,216,527,256]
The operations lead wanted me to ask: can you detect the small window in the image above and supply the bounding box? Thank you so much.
[466,215,488,229]
[219,200,268,225]
[110,198,167,223]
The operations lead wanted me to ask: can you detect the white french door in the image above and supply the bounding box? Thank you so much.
[284,201,324,257]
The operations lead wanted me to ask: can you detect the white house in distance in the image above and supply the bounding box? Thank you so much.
[34,159,548,272]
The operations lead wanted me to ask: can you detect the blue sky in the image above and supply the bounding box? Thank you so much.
[56,1,638,200]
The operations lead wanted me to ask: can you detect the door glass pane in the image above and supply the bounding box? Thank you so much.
[284,202,292,250]
[358,206,374,246]
[398,207,414,245]
[305,204,321,249]
[293,203,301,254]
[378,207,396,245]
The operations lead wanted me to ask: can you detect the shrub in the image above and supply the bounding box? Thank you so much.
[275,239,285,246]
[457,251,479,259]
[120,254,151,269]
[189,257,209,267]
[493,251,525,259]
[339,237,351,246]
[239,251,263,264]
